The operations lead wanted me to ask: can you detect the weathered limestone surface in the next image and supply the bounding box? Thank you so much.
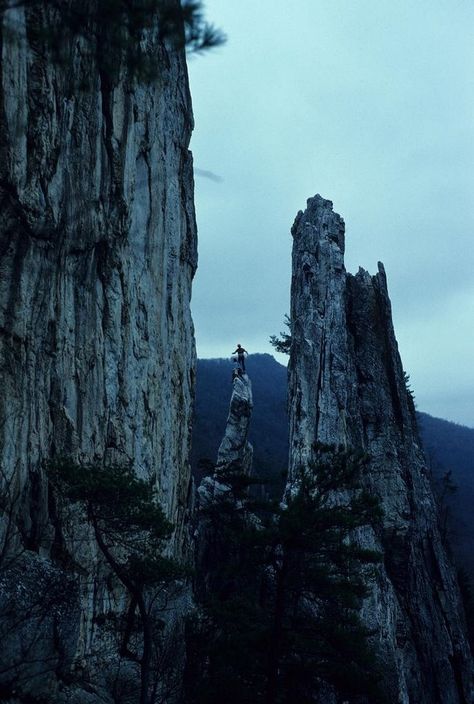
[195,373,253,601]
[0,2,196,700]
[288,194,474,703]
[197,373,253,508]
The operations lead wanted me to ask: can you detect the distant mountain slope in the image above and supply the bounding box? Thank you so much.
[417,412,474,576]
[417,412,474,479]
[192,354,474,573]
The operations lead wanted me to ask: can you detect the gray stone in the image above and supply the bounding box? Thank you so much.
[288,194,474,703]
[195,373,254,597]
[197,373,253,510]
[216,374,253,475]
[0,2,196,699]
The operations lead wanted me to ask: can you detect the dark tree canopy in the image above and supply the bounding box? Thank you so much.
[187,445,387,704]
[48,459,186,704]
[1,0,226,82]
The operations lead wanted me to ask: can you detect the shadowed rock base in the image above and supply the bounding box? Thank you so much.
[196,373,253,594]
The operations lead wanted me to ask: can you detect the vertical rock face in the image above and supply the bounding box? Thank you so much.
[0,2,196,699]
[215,374,253,476]
[0,2,196,545]
[197,373,253,507]
[288,195,473,703]
[195,373,253,600]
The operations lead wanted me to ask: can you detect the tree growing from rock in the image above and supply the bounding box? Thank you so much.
[48,459,186,704]
[187,445,387,704]
[269,315,292,356]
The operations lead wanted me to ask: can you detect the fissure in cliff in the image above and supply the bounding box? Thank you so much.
[0,2,197,701]
[287,194,474,703]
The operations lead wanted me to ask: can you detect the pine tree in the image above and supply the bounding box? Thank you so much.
[187,446,387,704]
[48,458,186,704]
[269,315,292,356]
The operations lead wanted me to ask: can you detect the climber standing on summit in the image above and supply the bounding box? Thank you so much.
[232,344,248,373]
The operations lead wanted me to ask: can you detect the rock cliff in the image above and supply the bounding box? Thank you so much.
[288,194,473,703]
[195,373,253,596]
[0,2,196,700]
[197,372,253,508]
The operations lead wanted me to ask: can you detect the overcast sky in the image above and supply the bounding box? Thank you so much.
[187,0,474,428]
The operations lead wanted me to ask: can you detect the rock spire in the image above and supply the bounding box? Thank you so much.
[195,371,253,602]
[288,194,473,703]
[197,372,253,508]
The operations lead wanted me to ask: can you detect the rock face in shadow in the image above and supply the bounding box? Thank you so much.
[196,374,253,598]
[0,3,196,700]
[197,373,253,509]
[288,194,474,703]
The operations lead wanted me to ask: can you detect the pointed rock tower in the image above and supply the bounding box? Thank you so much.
[288,194,473,703]
[196,372,253,597]
[197,372,253,508]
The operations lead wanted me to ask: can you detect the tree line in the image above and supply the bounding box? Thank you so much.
[187,444,388,704]
[0,446,388,703]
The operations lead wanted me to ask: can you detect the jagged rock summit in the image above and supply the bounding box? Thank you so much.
[195,372,254,601]
[288,194,474,703]
[197,373,253,508]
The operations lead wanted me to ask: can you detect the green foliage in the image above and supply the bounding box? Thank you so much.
[187,445,387,704]
[48,458,183,587]
[1,0,225,84]
[417,411,474,581]
[263,447,385,703]
[403,371,417,417]
[48,460,170,536]
[269,315,292,356]
[161,0,226,53]
[47,458,185,704]
[457,568,474,650]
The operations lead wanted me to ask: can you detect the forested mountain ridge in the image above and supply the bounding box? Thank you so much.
[417,411,474,577]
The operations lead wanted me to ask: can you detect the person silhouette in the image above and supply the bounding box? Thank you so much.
[232,344,247,372]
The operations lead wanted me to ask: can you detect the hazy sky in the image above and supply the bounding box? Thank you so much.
[188,0,474,428]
